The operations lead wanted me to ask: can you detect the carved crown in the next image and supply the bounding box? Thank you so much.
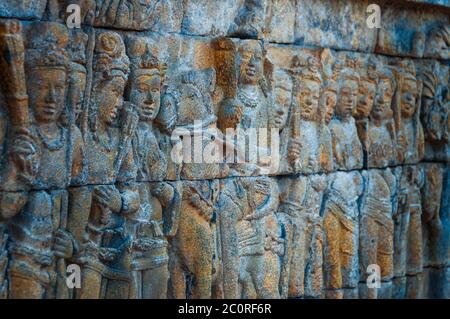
[93,31,130,81]
[25,22,69,70]
[126,37,160,74]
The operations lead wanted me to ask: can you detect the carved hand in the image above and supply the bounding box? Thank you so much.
[10,127,39,184]
[53,229,74,259]
[94,185,122,213]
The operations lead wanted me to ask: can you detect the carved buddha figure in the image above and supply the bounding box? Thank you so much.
[80,31,140,299]
[368,66,397,168]
[1,22,86,299]
[394,60,424,164]
[323,171,363,299]
[329,61,363,171]
[355,57,377,165]
[125,37,180,299]
[359,169,396,299]
[287,56,323,174]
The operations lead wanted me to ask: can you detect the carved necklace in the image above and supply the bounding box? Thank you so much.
[238,88,258,109]
[36,124,65,151]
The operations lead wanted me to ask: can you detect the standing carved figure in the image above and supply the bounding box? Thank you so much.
[79,31,140,299]
[329,58,363,171]
[355,57,377,166]
[359,169,396,299]
[218,41,271,176]
[392,60,424,165]
[125,36,181,299]
[367,66,397,168]
[0,22,86,299]
[322,171,363,299]
[236,176,278,299]
[287,55,323,174]
[392,165,425,299]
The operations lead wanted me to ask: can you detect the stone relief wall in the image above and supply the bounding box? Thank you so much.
[0,0,448,299]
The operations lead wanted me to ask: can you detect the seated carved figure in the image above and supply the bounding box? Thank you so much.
[329,60,363,171]
[323,171,363,299]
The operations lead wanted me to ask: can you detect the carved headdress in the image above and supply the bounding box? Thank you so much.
[126,37,160,76]
[25,22,69,70]
[93,31,130,82]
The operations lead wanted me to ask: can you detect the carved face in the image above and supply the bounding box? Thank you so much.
[29,68,67,124]
[97,77,126,125]
[239,48,262,85]
[356,80,376,118]
[271,86,291,128]
[372,78,394,120]
[69,71,87,121]
[336,79,358,120]
[323,91,337,125]
[130,72,161,122]
[400,78,418,118]
[297,79,320,121]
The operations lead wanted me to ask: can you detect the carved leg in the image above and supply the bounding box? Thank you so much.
[324,213,342,292]
[142,265,169,299]
[359,215,378,299]
[9,275,45,299]
[78,267,102,299]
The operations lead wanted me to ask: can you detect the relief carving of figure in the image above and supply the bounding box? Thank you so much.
[79,31,140,299]
[287,55,324,174]
[236,176,279,299]
[355,56,377,166]
[359,169,396,299]
[125,36,181,299]
[392,165,425,299]
[367,65,397,168]
[0,22,86,299]
[322,171,363,299]
[420,62,449,162]
[217,41,272,176]
[392,60,424,165]
[228,0,265,39]
[268,68,293,174]
[329,58,363,171]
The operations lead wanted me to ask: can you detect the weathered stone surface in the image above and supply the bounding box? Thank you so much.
[375,4,449,59]
[0,0,47,19]
[295,0,378,53]
[0,1,449,300]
